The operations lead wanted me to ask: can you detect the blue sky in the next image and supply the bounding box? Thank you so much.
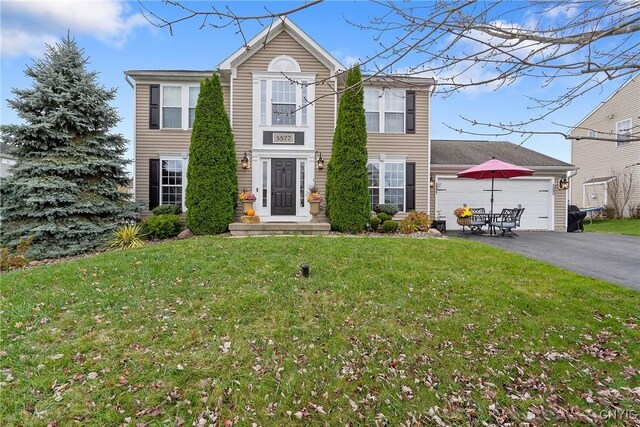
[0,1,629,164]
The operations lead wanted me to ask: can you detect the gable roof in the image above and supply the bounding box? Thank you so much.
[572,75,639,132]
[431,139,573,168]
[217,18,345,74]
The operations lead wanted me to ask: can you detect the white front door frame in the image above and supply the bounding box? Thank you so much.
[251,148,316,222]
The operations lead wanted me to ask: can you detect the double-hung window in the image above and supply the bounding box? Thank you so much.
[384,91,405,133]
[616,119,632,146]
[272,80,296,126]
[161,159,185,209]
[367,161,406,212]
[161,85,200,130]
[364,89,405,133]
[365,90,381,132]
[368,162,380,211]
[162,86,183,129]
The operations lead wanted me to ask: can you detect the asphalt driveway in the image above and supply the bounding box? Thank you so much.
[466,231,640,290]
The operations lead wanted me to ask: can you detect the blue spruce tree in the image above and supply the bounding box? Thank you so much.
[0,37,139,259]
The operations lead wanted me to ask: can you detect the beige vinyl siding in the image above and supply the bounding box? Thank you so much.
[232,30,336,220]
[366,87,430,218]
[134,80,230,217]
[570,77,640,213]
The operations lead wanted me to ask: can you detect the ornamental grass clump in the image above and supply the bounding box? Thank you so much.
[109,224,145,250]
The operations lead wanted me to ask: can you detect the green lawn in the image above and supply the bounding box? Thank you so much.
[2,236,638,426]
[584,218,640,236]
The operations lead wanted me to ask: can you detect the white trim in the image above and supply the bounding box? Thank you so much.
[435,175,554,231]
[132,82,137,200]
[160,83,200,131]
[268,55,301,73]
[159,155,188,212]
[218,19,345,74]
[365,88,407,134]
[427,85,432,214]
[367,157,407,213]
[252,72,316,151]
[251,152,316,221]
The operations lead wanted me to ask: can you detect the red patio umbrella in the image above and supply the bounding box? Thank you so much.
[457,158,534,215]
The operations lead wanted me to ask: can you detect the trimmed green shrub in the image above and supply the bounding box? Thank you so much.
[382,220,398,233]
[326,66,370,232]
[376,212,390,222]
[369,217,381,231]
[141,215,182,240]
[374,204,399,217]
[399,211,432,234]
[152,204,182,216]
[186,74,237,235]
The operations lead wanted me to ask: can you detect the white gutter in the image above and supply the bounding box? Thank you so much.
[427,84,433,215]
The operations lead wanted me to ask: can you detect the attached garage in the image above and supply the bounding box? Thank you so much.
[429,140,575,232]
[435,176,554,230]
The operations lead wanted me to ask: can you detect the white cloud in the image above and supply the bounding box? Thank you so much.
[1,0,149,57]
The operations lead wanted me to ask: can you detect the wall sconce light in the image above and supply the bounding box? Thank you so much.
[240,152,250,170]
[557,174,569,190]
[316,151,325,170]
[429,174,435,188]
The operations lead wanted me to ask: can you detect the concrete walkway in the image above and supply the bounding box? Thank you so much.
[465,231,640,290]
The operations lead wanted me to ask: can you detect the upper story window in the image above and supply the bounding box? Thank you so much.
[588,130,597,138]
[271,80,296,126]
[256,79,313,128]
[161,85,200,130]
[364,89,406,133]
[616,119,632,146]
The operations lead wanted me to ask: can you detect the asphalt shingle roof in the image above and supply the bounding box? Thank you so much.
[431,139,572,167]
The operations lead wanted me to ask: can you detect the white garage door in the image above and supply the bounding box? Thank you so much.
[435,177,554,230]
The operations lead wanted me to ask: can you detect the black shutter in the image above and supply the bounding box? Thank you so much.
[149,159,160,210]
[149,84,160,129]
[405,91,416,134]
[406,162,416,211]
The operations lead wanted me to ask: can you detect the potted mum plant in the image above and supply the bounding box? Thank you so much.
[454,205,473,227]
[306,186,323,222]
[238,189,257,214]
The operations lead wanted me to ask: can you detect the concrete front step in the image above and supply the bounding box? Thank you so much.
[229,222,331,236]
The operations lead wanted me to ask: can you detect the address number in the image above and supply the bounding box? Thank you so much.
[273,133,295,144]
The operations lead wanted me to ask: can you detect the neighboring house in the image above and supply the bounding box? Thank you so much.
[125,19,573,231]
[430,140,573,231]
[0,143,17,178]
[569,76,640,215]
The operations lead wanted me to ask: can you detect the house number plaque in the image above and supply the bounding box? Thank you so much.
[272,133,295,144]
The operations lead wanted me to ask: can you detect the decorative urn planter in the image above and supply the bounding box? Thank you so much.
[309,201,321,223]
[241,200,254,215]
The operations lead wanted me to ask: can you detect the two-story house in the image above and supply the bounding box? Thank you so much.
[125,19,432,224]
[125,19,574,232]
[569,76,640,216]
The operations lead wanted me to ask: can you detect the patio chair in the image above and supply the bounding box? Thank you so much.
[489,208,519,237]
[469,207,487,234]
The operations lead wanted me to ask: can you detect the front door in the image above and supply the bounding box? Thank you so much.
[271,158,296,215]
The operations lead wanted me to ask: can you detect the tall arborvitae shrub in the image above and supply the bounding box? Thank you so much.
[185,74,237,234]
[0,37,139,259]
[326,66,370,232]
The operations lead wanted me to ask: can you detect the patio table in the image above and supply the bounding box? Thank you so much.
[473,213,504,236]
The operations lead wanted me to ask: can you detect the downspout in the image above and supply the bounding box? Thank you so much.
[124,72,136,203]
[426,84,433,216]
